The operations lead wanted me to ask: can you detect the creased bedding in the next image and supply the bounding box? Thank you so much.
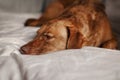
[0,12,120,80]
[0,48,120,80]
[0,12,40,56]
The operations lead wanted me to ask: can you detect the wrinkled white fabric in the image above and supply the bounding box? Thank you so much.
[0,54,24,80]
[21,48,120,80]
[0,48,120,80]
[0,12,40,56]
[0,12,120,80]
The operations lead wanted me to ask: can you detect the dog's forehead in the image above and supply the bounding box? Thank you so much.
[37,22,67,37]
[37,24,51,33]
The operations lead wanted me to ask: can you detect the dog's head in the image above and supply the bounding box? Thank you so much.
[20,20,83,55]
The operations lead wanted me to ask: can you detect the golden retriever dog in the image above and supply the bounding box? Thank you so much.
[20,0,117,55]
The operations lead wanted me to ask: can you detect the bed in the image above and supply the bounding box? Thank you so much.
[0,0,120,80]
[0,11,120,80]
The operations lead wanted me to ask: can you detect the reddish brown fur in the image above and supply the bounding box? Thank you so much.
[20,0,117,55]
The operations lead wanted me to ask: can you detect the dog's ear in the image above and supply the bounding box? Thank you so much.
[66,26,83,49]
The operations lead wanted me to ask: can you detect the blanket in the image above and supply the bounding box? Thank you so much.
[0,12,120,80]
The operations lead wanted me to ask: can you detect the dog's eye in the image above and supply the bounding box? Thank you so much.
[43,33,54,40]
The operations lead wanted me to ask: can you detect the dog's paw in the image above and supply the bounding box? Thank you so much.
[24,18,39,27]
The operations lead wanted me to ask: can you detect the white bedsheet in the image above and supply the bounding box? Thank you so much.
[0,12,40,56]
[0,12,120,80]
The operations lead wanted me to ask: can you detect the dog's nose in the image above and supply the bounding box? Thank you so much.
[20,46,30,54]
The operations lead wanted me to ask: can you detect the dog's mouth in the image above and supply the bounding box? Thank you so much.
[66,27,70,49]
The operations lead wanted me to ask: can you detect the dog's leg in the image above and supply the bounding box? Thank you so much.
[101,38,118,49]
[24,0,64,27]
[24,18,41,27]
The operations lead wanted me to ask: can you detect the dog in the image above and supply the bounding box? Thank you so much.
[20,0,117,55]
